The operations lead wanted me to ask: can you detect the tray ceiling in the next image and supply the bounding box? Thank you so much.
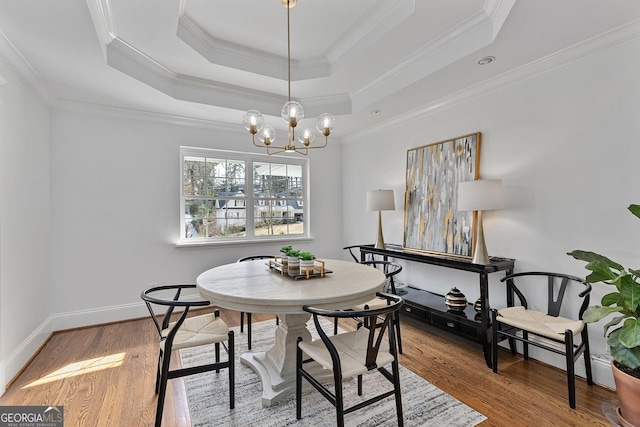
[1,0,639,139]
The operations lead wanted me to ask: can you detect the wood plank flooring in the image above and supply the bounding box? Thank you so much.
[0,309,616,426]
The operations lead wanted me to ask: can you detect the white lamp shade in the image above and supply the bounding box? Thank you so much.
[457,179,504,212]
[367,189,395,212]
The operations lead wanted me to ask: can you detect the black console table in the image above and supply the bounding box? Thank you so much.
[357,244,515,368]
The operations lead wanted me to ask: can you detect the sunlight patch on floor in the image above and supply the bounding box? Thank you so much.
[23,352,126,388]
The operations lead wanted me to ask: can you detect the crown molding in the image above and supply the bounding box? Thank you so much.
[106,36,351,117]
[53,98,243,132]
[343,18,640,143]
[484,0,517,39]
[177,11,330,81]
[85,0,116,61]
[0,30,56,105]
[326,0,415,67]
[351,0,515,111]
[176,1,412,82]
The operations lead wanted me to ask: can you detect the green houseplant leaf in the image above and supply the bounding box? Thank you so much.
[628,204,640,219]
[298,251,315,261]
[619,318,640,349]
[568,204,640,370]
[609,329,640,369]
[583,306,623,324]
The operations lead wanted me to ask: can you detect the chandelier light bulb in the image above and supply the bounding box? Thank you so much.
[243,110,264,135]
[297,126,316,146]
[258,124,277,146]
[281,101,304,127]
[316,113,335,136]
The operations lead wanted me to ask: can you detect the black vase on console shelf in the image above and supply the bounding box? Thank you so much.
[474,297,486,312]
[445,287,467,312]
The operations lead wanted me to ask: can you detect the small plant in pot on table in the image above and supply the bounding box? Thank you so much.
[298,251,316,269]
[568,204,640,427]
[287,249,301,269]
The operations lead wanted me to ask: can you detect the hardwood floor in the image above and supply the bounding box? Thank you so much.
[0,309,616,426]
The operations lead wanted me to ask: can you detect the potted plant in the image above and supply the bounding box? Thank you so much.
[287,249,301,270]
[279,245,293,266]
[298,251,316,269]
[568,204,640,426]
[280,245,293,255]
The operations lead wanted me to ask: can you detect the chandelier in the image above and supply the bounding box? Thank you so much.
[242,0,335,155]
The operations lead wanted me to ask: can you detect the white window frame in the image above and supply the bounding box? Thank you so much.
[178,146,310,246]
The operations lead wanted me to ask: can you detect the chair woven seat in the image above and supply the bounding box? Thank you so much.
[491,271,593,409]
[141,284,234,427]
[163,313,230,350]
[297,292,404,427]
[497,306,585,340]
[353,297,389,311]
[299,327,394,378]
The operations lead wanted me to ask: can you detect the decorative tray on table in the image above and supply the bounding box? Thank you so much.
[268,257,332,280]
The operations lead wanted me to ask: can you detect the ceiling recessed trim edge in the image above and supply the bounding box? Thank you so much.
[350,0,516,111]
[177,11,330,81]
[105,37,351,117]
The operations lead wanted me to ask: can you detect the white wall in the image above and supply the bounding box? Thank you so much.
[48,107,344,329]
[0,58,52,390]
[342,35,640,388]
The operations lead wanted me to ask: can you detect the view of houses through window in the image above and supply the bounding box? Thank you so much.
[181,147,307,242]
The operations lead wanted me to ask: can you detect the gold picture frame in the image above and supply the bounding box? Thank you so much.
[403,132,481,258]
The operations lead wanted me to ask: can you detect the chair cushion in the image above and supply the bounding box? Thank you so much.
[497,306,584,340]
[298,327,395,378]
[162,313,230,350]
[353,297,388,311]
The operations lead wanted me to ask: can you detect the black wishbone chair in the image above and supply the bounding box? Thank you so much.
[236,255,278,350]
[296,292,404,427]
[491,271,593,408]
[141,284,234,427]
[334,260,405,353]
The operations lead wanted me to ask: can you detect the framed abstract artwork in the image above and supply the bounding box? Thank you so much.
[403,132,481,258]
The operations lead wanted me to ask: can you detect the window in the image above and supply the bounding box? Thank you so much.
[180,147,308,244]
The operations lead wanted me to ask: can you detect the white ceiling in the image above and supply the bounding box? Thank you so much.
[1,0,640,141]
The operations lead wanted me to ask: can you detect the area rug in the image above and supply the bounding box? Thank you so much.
[180,319,487,427]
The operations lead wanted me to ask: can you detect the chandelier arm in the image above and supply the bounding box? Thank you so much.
[252,133,268,149]
[303,135,328,149]
[266,146,290,156]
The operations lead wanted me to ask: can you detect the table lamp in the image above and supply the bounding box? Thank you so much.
[457,179,504,264]
[367,189,395,249]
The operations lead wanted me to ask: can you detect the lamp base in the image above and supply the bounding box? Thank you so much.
[471,211,490,265]
[374,211,385,249]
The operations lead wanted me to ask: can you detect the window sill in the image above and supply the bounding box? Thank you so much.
[175,236,313,248]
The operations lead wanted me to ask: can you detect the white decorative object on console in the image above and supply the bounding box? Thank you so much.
[457,179,504,264]
[367,189,395,249]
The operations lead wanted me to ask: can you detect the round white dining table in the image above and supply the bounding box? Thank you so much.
[196,258,386,407]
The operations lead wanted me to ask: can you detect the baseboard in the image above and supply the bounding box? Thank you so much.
[0,360,5,396]
[591,356,615,389]
[49,301,149,331]
[498,341,615,389]
[4,301,150,388]
[3,317,53,389]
